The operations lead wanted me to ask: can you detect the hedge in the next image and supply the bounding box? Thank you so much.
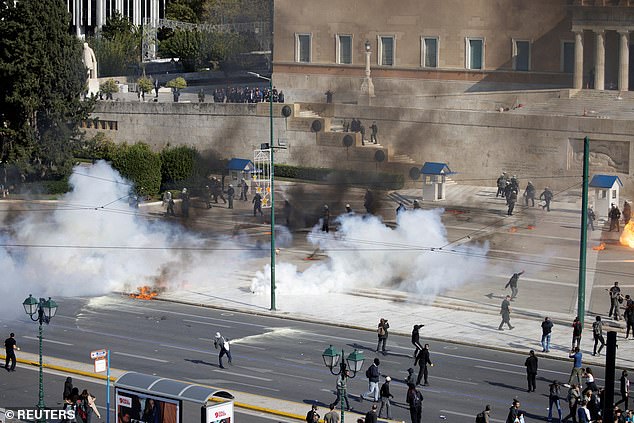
[274,164,404,190]
[111,143,162,196]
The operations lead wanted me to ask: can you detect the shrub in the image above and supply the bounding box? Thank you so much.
[137,76,153,95]
[111,143,162,196]
[160,145,201,184]
[166,77,187,90]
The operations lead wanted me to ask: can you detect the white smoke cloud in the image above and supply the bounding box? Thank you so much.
[250,208,490,299]
[0,161,242,317]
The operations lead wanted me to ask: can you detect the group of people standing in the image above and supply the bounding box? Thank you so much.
[496,172,554,215]
[212,85,285,104]
[343,119,379,146]
[608,201,632,232]
[62,377,101,423]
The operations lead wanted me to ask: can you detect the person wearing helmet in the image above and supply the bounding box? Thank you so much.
[213,332,232,369]
[345,204,353,214]
[524,181,536,207]
[540,187,553,212]
[378,376,394,419]
[227,184,235,209]
[413,199,421,209]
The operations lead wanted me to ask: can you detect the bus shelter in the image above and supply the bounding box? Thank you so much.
[115,372,234,423]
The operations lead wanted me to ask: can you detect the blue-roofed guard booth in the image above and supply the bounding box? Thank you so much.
[589,174,623,219]
[420,162,455,201]
[226,158,256,184]
[115,372,234,423]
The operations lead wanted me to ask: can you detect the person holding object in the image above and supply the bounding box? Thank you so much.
[214,332,232,369]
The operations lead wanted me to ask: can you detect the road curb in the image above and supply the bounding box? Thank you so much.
[0,354,116,382]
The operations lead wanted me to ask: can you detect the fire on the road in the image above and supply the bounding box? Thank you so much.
[129,286,158,300]
[620,221,634,248]
[592,242,606,251]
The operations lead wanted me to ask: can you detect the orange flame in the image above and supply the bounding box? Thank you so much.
[620,221,634,248]
[592,242,606,251]
[130,286,158,300]
[527,225,535,230]
[509,227,518,233]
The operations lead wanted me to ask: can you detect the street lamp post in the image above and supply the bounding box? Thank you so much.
[360,39,375,98]
[322,345,365,423]
[248,71,276,311]
[23,294,58,413]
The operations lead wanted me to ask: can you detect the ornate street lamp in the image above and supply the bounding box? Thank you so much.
[322,345,365,423]
[361,39,375,99]
[23,295,58,414]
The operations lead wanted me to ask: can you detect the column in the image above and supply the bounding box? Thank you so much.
[96,0,103,29]
[595,29,605,90]
[619,30,630,91]
[574,30,584,89]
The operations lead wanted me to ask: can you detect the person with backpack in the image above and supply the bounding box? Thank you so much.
[592,316,605,356]
[376,318,389,354]
[361,358,381,402]
[305,404,320,423]
[476,405,491,423]
[406,383,424,423]
[214,332,232,369]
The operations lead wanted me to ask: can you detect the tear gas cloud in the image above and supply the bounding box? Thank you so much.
[251,208,490,299]
[0,161,241,317]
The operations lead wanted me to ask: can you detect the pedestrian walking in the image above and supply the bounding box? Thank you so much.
[322,205,330,232]
[496,173,507,198]
[4,332,18,371]
[568,347,583,386]
[364,404,378,423]
[571,316,582,349]
[525,350,538,392]
[609,203,621,232]
[329,370,350,411]
[252,192,263,216]
[411,324,424,358]
[415,344,433,386]
[616,370,629,410]
[213,332,232,369]
[476,405,491,423]
[324,404,340,423]
[226,184,235,209]
[540,187,554,211]
[505,270,525,300]
[524,181,536,206]
[548,381,563,422]
[81,389,101,422]
[376,318,389,354]
[563,384,581,423]
[240,179,249,201]
[587,207,596,231]
[498,295,514,330]
[63,377,73,400]
[406,383,423,423]
[378,376,394,419]
[505,399,521,423]
[361,358,381,402]
[507,189,517,216]
[609,281,622,320]
[592,316,605,356]
[306,405,320,423]
[541,316,553,352]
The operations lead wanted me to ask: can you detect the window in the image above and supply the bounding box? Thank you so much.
[422,37,438,68]
[379,36,395,66]
[562,41,574,73]
[337,35,352,64]
[513,40,530,71]
[296,34,311,63]
[466,38,484,70]
[600,190,607,199]
[612,190,617,199]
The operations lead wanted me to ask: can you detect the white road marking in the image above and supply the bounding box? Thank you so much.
[120,304,270,328]
[183,319,231,328]
[113,351,169,363]
[487,249,577,262]
[196,338,266,350]
[23,336,73,346]
[211,369,273,381]
[160,344,208,353]
[475,365,524,376]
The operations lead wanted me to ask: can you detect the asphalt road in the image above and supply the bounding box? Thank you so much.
[0,295,614,422]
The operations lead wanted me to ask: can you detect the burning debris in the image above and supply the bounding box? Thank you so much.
[592,242,606,251]
[620,221,634,248]
[129,286,159,300]
[509,227,518,233]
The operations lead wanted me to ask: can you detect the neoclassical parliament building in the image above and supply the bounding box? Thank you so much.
[272,0,634,94]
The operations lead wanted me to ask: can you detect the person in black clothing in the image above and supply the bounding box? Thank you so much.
[364,189,374,214]
[63,377,73,400]
[411,324,424,359]
[322,205,330,233]
[252,192,263,216]
[524,181,536,206]
[541,316,554,352]
[305,404,319,423]
[226,184,235,209]
[540,187,554,211]
[180,188,190,218]
[364,404,378,423]
[616,370,629,410]
[4,332,18,371]
[609,203,622,232]
[507,189,518,216]
[506,399,521,423]
[415,344,433,386]
[525,350,538,392]
[505,270,525,300]
[499,296,514,330]
[592,316,605,356]
[609,281,622,320]
[406,383,423,423]
[378,377,393,419]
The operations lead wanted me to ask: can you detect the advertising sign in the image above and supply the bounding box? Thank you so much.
[115,388,181,423]
[205,401,233,423]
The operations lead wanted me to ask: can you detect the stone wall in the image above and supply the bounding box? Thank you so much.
[86,100,634,196]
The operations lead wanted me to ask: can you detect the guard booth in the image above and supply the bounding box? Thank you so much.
[420,162,454,201]
[115,372,234,423]
[589,174,623,219]
[226,158,256,184]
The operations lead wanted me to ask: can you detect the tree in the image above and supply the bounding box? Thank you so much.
[160,145,202,186]
[111,143,162,196]
[99,79,119,100]
[88,12,141,77]
[137,76,154,97]
[0,0,90,179]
